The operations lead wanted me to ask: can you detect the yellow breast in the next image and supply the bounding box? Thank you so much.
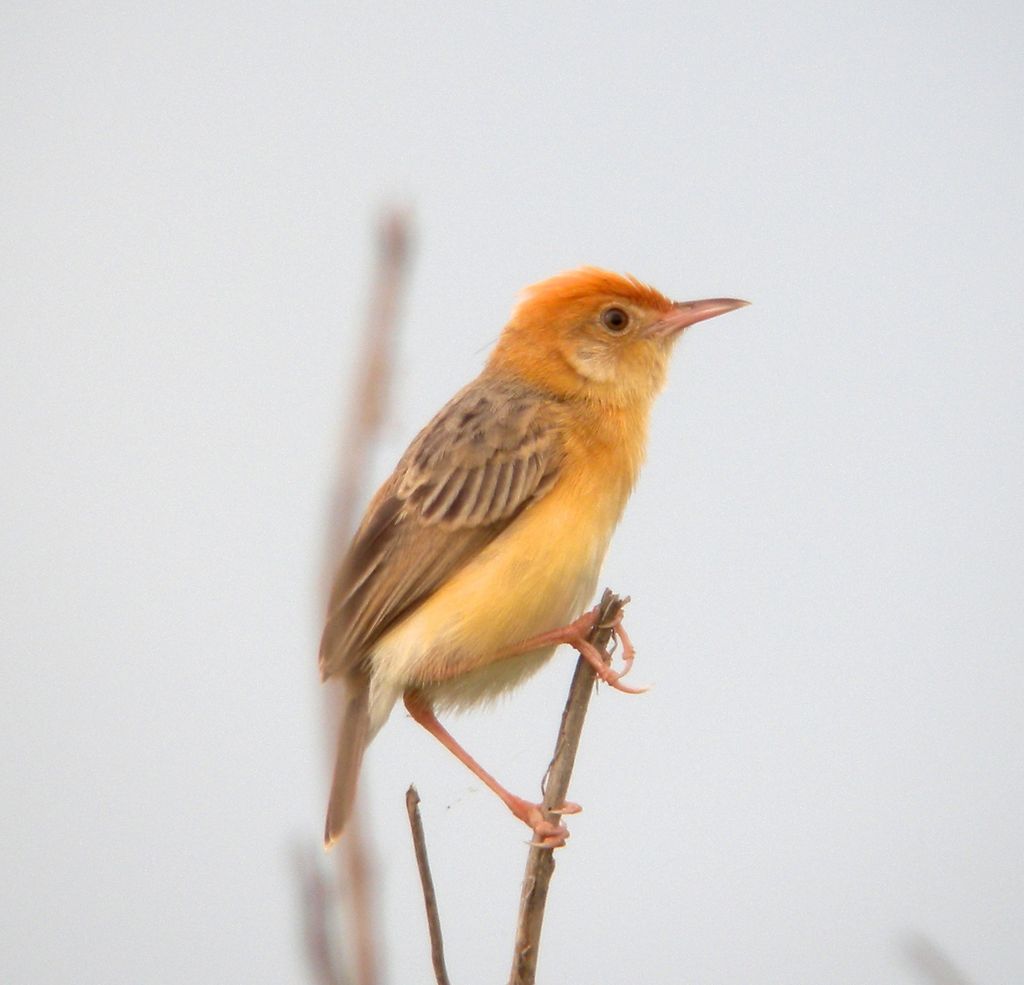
[371,400,646,713]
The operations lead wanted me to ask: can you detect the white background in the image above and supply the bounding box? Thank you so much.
[3,3,1022,983]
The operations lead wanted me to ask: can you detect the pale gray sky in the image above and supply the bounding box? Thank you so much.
[3,3,1022,984]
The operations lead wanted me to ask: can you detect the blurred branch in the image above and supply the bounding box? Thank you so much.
[303,209,413,985]
[294,845,349,985]
[405,787,452,985]
[508,589,628,985]
[340,815,380,985]
[903,933,976,985]
[321,208,412,588]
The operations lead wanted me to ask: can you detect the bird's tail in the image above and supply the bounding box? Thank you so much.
[324,682,371,848]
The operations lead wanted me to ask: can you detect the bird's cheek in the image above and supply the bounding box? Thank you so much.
[565,344,615,384]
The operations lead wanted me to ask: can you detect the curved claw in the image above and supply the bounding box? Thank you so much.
[610,613,636,678]
[578,639,649,694]
[599,668,650,695]
[548,801,582,816]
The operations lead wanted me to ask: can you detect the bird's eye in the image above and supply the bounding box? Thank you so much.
[601,307,629,332]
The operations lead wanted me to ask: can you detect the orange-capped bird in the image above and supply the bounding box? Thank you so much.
[320,268,747,848]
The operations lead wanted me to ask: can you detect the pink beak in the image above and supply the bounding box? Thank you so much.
[645,297,750,340]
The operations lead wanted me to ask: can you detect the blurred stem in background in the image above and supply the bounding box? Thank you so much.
[300,210,412,985]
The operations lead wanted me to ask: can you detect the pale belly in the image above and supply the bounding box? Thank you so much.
[366,480,620,730]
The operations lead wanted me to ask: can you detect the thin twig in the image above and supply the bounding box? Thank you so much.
[508,589,627,985]
[406,787,453,985]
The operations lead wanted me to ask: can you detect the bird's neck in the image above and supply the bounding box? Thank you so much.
[484,362,656,493]
[564,393,653,497]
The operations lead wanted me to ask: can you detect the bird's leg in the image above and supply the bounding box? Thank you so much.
[496,605,646,694]
[403,690,580,848]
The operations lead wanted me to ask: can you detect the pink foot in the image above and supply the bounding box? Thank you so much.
[499,603,647,692]
[509,796,582,849]
[560,607,646,692]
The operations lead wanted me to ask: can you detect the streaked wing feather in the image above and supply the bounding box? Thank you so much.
[319,378,563,680]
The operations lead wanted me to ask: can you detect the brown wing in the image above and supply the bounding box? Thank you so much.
[319,377,564,681]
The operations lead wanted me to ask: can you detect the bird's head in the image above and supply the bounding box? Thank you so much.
[488,267,748,406]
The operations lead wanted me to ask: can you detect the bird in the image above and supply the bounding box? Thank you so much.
[320,267,748,848]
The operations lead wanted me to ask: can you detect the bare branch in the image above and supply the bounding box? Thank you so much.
[406,786,453,985]
[508,589,627,985]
